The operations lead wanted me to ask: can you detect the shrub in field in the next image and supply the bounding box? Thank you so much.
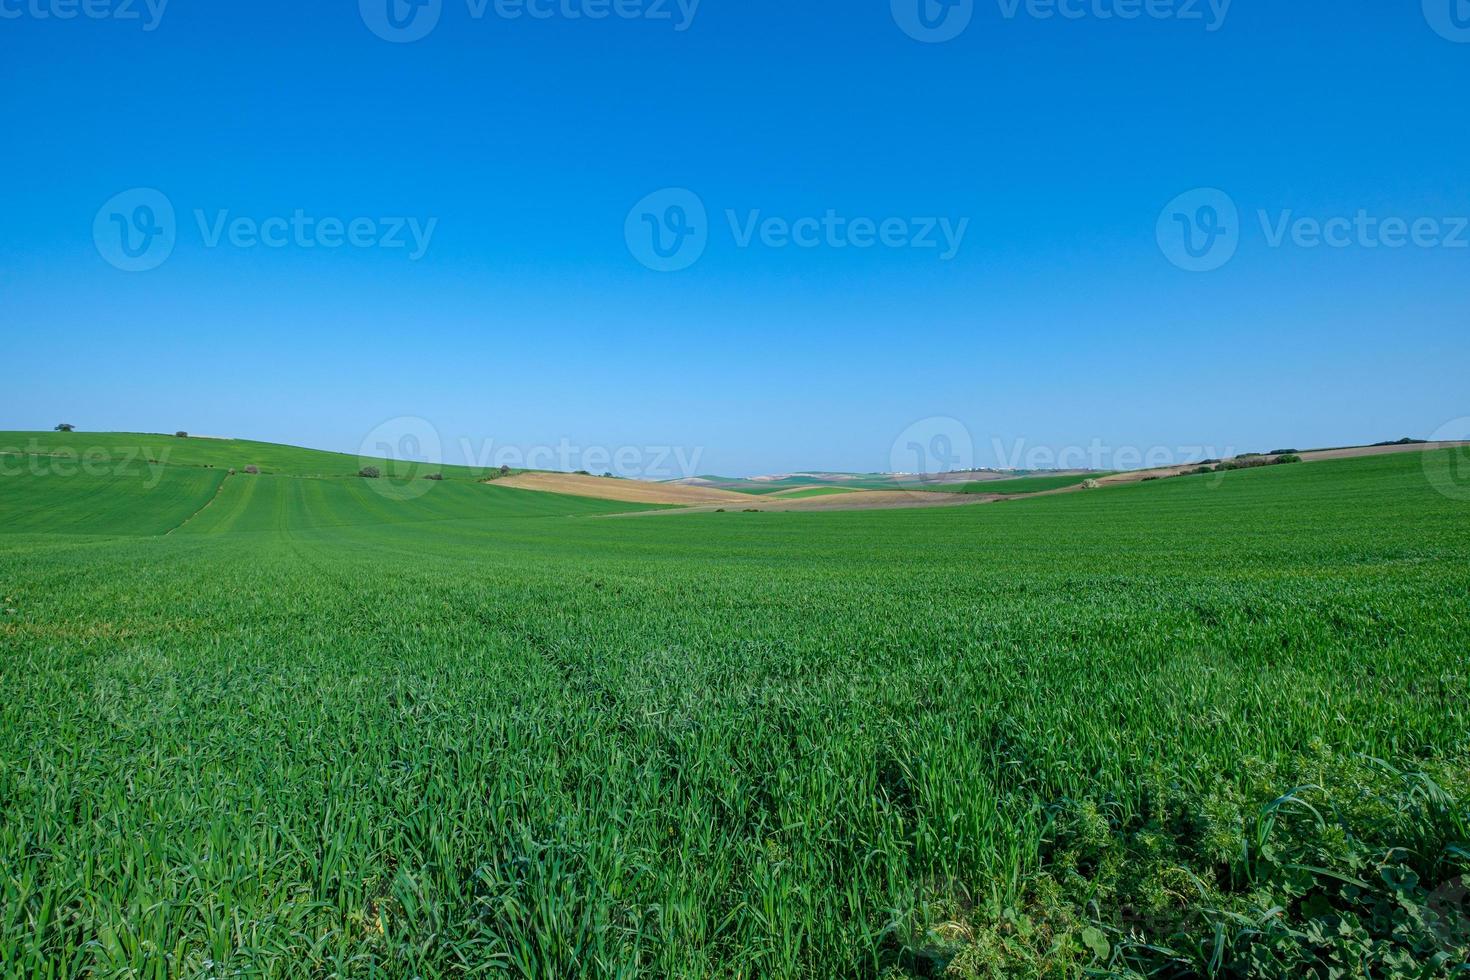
[243,465,259,474]
[1081,479,1101,490]
[227,468,236,475]
[175,431,188,438]
[54,423,75,432]
[1220,456,1286,472]
[499,465,511,477]
[359,467,381,479]
[423,473,444,481]
[1274,454,1303,465]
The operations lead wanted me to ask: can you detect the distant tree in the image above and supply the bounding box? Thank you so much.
[243,465,260,475]
[423,473,444,481]
[359,466,382,479]
[54,423,75,432]
[498,465,511,477]
[175,431,189,438]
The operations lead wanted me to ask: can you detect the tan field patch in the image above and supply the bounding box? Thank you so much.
[643,489,998,515]
[493,472,756,505]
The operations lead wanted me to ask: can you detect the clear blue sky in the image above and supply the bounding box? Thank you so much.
[3,0,1467,476]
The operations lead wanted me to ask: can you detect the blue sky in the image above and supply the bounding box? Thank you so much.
[2,0,1467,476]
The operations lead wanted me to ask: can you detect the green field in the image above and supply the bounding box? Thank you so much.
[2,441,1468,977]
[772,486,862,499]
[0,431,502,481]
[934,472,1115,495]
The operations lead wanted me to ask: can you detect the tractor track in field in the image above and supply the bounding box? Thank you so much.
[164,472,233,536]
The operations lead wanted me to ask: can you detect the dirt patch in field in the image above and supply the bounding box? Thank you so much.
[493,472,756,505]
[641,489,999,515]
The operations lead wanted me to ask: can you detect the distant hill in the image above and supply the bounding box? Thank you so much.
[673,468,1104,495]
[0,431,502,481]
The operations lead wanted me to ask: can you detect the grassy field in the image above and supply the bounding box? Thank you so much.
[933,473,1115,495]
[773,487,862,499]
[0,431,502,481]
[1,442,1468,976]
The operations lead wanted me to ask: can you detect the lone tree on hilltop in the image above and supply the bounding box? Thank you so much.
[54,423,75,432]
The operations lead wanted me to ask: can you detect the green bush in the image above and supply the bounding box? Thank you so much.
[358,467,381,479]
